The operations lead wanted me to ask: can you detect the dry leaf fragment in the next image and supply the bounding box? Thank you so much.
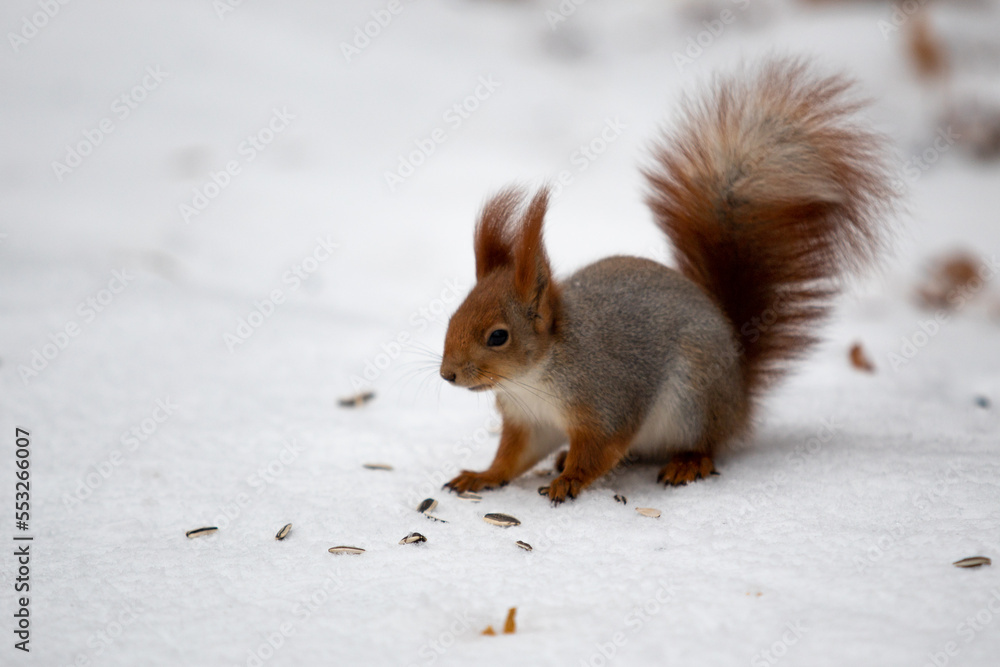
[503,607,517,634]
[916,251,983,310]
[849,342,875,373]
[481,626,496,636]
[907,11,947,80]
[339,391,375,407]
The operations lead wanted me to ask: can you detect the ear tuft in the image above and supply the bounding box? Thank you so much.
[514,187,552,302]
[474,187,522,281]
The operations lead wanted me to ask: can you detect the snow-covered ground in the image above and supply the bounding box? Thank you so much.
[2,1,1000,665]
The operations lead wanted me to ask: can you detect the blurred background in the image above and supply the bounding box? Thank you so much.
[2,1,999,665]
[2,0,999,403]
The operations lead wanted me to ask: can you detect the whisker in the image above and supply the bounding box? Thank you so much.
[475,369,538,423]
[489,371,562,411]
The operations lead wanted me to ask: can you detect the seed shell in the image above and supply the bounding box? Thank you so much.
[614,494,627,505]
[483,513,520,527]
[338,391,375,407]
[953,556,991,568]
[636,507,661,518]
[399,532,427,545]
[423,514,448,523]
[328,546,365,555]
[515,540,533,552]
[363,463,393,471]
[417,498,438,513]
[275,523,292,540]
[458,491,482,502]
[185,526,218,538]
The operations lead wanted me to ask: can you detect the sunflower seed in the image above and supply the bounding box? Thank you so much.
[515,540,533,552]
[274,523,292,540]
[185,526,218,538]
[953,556,991,568]
[338,391,375,407]
[483,513,520,527]
[399,532,427,545]
[363,463,393,471]
[328,546,365,555]
[614,494,627,505]
[424,514,448,523]
[636,507,661,518]
[458,491,482,502]
[417,498,437,513]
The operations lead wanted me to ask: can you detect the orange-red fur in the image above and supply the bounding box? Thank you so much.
[644,58,894,421]
[441,58,896,504]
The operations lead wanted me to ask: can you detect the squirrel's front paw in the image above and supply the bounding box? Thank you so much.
[538,475,583,505]
[444,470,507,494]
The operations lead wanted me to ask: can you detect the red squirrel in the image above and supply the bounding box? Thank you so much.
[438,58,896,504]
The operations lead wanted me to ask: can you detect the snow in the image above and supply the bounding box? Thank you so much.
[2,1,1000,666]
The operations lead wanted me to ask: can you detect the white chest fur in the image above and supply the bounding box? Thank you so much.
[493,367,568,432]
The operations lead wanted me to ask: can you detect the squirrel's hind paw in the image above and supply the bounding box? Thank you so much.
[658,453,717,486]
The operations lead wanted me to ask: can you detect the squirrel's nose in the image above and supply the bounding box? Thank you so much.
[441,370,457,383]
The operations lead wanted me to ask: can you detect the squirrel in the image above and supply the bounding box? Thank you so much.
[438,57,896,504]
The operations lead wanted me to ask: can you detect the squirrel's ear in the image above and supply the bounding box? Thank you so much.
[513,187,553,306]
[474,188,520,281]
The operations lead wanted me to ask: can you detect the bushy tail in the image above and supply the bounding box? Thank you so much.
[644,57,896,405]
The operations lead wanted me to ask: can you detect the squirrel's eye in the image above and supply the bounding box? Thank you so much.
[487,329,509,347]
